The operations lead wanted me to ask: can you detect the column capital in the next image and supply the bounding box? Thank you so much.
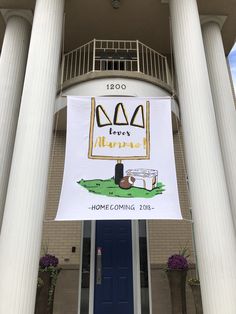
[200,15,227,29]
[1,9,33,24]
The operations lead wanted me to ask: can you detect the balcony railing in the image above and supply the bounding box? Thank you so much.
[61,39,172,87]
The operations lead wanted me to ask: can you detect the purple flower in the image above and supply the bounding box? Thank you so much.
[39,254,59,268]
[167,254,189,270]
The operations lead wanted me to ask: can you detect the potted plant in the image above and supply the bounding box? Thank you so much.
[188,278,203,314]
[35,254,60,314]
[165,249,189,314]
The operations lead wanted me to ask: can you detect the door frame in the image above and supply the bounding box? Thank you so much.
[77,220,152,314]
[89,220,141,314]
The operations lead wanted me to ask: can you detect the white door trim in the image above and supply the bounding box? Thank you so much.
[132,220,142,314]
[89,220,96,314]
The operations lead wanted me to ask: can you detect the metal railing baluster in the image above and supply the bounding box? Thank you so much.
[141,44,145,73]
[87,43,90,72]
[82,46,85,74]
[146,46,149,75]
[92,39,96,71]
[61,39,171,88]
[154,53,157,78]
[136,40,140,72]
[150,50,153,77]
[161,57,164,82]
[65,55,69,81]
[157,54,161,80]
[74,50,78,77]
[78,47,81,76]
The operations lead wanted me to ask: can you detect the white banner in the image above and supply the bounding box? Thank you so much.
[56,96,182,220]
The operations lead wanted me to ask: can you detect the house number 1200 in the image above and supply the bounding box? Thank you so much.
[106,83,126,90]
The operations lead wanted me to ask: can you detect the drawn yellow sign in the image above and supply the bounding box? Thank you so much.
[88,97,150,160]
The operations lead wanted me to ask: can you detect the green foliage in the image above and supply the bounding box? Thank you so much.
[78,178,165,198]
[39,266,60,306]
[37,277,44,289]
[178,245,190,259]
[188,278,200,285]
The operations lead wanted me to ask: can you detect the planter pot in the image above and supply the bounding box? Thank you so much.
[35,269,60,314]
[166,269,187,314]
[188,283,203,314]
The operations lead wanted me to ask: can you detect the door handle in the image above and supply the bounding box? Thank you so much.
[96,247,102,285]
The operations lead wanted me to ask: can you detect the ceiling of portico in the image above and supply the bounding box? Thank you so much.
[0,0,235,55]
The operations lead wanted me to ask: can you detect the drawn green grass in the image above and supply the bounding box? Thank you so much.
[78,178,165,198]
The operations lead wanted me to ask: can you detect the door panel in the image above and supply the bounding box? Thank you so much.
[94,220,134,314]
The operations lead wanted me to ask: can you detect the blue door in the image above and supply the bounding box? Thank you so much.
[94,220,134,314]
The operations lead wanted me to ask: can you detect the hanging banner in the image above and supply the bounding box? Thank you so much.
[56,96,182,220]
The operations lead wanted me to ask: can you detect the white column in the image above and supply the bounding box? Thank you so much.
[168,0,236,313]
[0,10,31,229]
[0,0,64,313]
[202,18,236,228]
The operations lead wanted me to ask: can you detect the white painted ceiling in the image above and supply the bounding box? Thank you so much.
[0,0,235,55]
